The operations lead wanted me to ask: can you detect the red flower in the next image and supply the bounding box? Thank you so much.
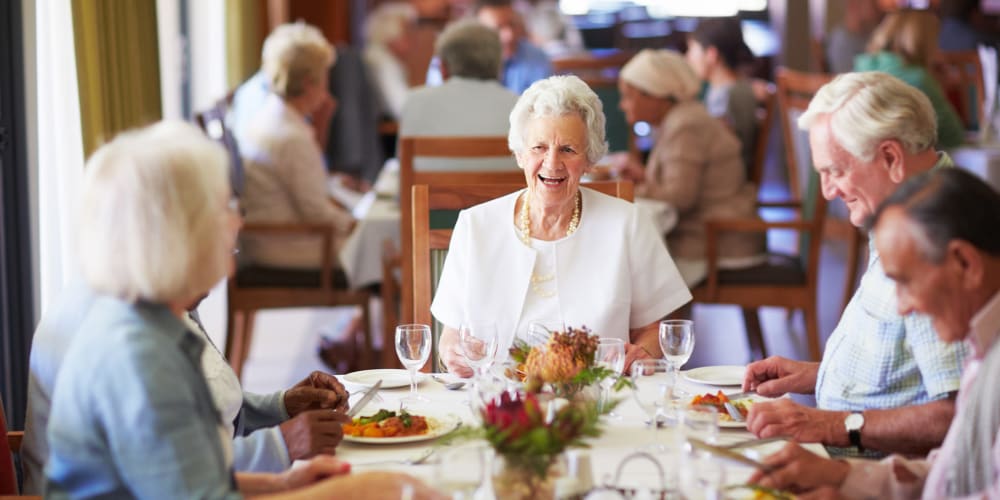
[483,391,543,442]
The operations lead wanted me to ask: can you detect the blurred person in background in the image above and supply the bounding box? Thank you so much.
[521,0,586,59]
[615,49,766,287]
[363,2,419,120]
[855,9,965,148]
[826,0,884,74]
[685,16,760,172]
[474,0,552,94]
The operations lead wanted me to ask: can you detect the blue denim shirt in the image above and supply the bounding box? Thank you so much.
[501,40,552,95]
[45,296,241,499]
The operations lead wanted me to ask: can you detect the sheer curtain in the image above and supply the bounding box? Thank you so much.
[35,0,84,313]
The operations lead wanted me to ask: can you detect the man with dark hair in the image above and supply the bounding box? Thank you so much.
[749,168,1000,498]
[473,0,551,94]
[400,19,518,170]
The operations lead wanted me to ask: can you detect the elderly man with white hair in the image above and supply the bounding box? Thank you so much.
[742,71,968,457]
[363,2,417,120]
[615,49,766,286]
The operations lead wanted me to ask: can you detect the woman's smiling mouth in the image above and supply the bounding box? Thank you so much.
[538,174,566,186]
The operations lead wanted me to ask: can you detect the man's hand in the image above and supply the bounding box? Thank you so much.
[743,356,820,397]
[285,371,349,416]
[623,343,653,374]
[749,443,850,493]
[279,455,351,490]
[279,409,350,460]
[746,399,848,446]
[311,472,447,500]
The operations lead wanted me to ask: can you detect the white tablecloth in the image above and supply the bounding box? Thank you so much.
[331,370,827,496]
[950,143,1000,192]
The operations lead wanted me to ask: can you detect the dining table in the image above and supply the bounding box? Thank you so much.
[330,367,828,498]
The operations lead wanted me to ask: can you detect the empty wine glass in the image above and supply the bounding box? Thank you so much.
[396,324,431,404]
[525,319,564,346]
[631,359,673,451]
[436,443,489,499]
[595,338,625,417]
[659,320,695,399]
[458,321,499,381]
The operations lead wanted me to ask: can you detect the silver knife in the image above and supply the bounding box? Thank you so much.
[346,379,383,418]
[723,390,757,401]
[688,437,775,472]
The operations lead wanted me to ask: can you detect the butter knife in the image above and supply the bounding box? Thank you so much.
[346,379,383,418]
[688,437,774,472]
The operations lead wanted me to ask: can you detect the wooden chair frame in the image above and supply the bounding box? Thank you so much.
[410,181,633,371]
[931,50,986,130]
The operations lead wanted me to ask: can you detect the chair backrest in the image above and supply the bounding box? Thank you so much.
[411,181,633,370]
[1,398,17,495]
[749,81,777,188]
[931,50,985,130]
[194,94,245,197]
[398,136,524,327]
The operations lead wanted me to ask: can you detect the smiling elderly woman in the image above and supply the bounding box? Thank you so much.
[432,75,692,376]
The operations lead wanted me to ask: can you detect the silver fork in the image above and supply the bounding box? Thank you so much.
[351,448,435,467]
[723,401,746,423]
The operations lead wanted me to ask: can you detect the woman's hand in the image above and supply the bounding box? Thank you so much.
[279,455,351,490]
[623,343,653,374]
[608,152,645,184]
[439,327,473,378]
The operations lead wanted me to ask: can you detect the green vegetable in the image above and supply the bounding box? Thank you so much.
[357,409,395,425]
[400,410,412,428]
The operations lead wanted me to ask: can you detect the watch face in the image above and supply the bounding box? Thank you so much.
[845,413,864,430]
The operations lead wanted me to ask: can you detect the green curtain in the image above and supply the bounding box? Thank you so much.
[72,0,162,158]
[226,0,266,90]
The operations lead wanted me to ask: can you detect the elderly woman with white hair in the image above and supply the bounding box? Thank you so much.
[432,75,692,376]
[45,121,442,499]
[239,22,355,271]
[615,49,766,287]
[363,1,417,120]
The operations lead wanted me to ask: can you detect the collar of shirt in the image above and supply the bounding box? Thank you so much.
[969,290,1000,358]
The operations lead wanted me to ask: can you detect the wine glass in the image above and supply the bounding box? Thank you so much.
[525,319,563,346]
[435,443,489,499]
[595,338,625,416]
[395,324,431,404]
[631,359,673,451]
[458,321,499,381]
[659,319,695,398]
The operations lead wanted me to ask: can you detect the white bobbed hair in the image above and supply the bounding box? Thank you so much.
[78,120,231,304]
[508,75,608,164]
[261,22,335,98]
[798,71,937,162]
[364,2,417,47]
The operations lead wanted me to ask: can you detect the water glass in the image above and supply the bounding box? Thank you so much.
[458,321,499,380]
[395,324,431,404]
[436,443,489,499]
[682,404,720,445]
[631,359,673,450]
[595,338,625,415]
[658,320,695,398]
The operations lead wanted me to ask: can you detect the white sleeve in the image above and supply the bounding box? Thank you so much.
[628,205,692,328]
[430,210,470,330]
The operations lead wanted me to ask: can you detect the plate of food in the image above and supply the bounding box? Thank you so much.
[683,365,745,386]
[341,369,427,390]
[690,391,763,428]
[343,408,461,444]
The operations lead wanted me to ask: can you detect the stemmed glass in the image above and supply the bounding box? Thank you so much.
[525,319,564,347]
[435,443,489,499]
[631,359,674,451]
[458,321,499,381]
[396,324,431,404]
[659,319,695,399]
[595,338,625,417]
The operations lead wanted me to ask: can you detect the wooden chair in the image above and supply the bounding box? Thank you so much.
[194,98,373,380]
[688,68,834,362]
[749,81,778,189]
[411,181,634,371]
[1,398,21,495]
[931,50,986,130]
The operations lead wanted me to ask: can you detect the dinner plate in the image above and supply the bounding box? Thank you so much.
[692,394,771,428]
[341,369,427,389]
[343,410,462,444]
[683,365,745,386]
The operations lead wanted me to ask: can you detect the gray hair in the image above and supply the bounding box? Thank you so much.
[261,22,335,98]
[508,75,608,164]
[435,19,502,80]
[798,71,937,162]
[79,121,231,303]
[364,2,416,46]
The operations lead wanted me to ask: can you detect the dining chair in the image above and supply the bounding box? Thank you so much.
[410,180,633,371]
[931,50,986,130]
[1,398,20,495]
[194,96,373,380]
[396,136,521,334]
[748,80,777,189]
[687,68,833,362]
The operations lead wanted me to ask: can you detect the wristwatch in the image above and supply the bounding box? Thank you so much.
[845,412,865,452]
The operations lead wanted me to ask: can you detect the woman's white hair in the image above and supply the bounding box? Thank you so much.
[364,2,417,47]
[798,71,937,162]
[78,121,231,304]
[261,22,335,98]
[508,75,608,164]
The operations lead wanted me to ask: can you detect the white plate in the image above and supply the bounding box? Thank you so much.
[688,394,770,428]
[343,410,462,444]
[683,365,745,386]
[341,369,427,389]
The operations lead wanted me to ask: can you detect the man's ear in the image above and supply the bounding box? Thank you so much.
[879,140,906,183]
[949,240,984,290]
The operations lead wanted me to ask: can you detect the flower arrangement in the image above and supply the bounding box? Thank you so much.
[508,326,629,398]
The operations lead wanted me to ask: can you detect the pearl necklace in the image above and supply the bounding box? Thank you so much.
[518,190,581,248]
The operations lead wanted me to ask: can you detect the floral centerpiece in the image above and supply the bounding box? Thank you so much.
[508,326,628,399]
